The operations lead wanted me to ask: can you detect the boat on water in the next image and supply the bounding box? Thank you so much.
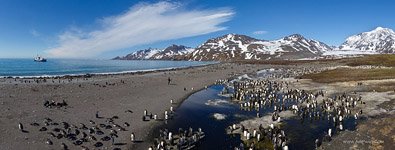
[34,55,47,62]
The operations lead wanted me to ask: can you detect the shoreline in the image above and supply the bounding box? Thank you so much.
[0,62,218,79]
[134,67,256,149]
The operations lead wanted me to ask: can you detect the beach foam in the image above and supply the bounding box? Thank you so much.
[239,111,295,129]
[205,99,230,106]
[213,113,227,120]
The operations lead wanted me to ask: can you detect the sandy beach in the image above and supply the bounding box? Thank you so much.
[0,63,267,150]
[1,60,394,150]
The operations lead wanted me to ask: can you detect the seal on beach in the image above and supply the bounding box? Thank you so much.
[61,143,68,150]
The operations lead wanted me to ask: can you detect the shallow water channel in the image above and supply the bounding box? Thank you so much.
[149,75,358,149]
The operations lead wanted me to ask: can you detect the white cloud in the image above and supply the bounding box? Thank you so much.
[253,30,268,35]
[30,29,40,37]
[47,2,234,58]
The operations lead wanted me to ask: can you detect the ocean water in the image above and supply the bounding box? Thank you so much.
[0,59,215,77]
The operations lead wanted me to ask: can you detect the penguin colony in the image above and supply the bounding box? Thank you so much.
[17,67,366,150]
[218,67,363,149]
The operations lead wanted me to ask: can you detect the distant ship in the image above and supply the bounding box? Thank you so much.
[34,55,47,62]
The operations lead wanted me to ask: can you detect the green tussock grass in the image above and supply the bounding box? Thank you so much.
[342,54,395,67]
[300,68,395,83]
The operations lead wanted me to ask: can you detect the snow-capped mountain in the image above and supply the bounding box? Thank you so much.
[113,48,161,60]
[151,44,194,60]
[114,34,332,61]
[113,45,194,60]
[339,27,395,53]
[189,34,332,61]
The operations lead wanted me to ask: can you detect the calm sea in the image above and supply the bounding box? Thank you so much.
[0,59,215,77]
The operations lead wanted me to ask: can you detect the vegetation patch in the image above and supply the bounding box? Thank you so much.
[341,54,395,67]
[299,68,395,83]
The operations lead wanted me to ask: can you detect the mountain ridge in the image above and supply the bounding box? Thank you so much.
[113,27,395,61]
[114,33,331,61]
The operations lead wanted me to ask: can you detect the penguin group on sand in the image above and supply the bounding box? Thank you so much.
[20,110,136,150]
[148,127,205,150]
[142,100,175,122]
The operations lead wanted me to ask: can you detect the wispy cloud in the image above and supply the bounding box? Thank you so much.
[47,2,234,58]
[30,29,40,37]
[252,30,268,35]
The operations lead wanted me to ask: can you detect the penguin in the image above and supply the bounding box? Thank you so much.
[168,132,172,141]
[246,132,251,140]
[95,111,100,118]
[257,133,261,141]
[170,106,174,112]
[339,124,343,131]
[270,124,274,129]
[18,123,25,132]
[315,138,320,148]
[131,132,135,142]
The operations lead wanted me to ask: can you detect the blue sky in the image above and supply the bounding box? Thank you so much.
[0,0,394,58]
